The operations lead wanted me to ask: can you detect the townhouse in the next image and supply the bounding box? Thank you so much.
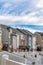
[13,28,33,51]
[34,32,43,50]
[0,24,33,52]
[0,24,12,51]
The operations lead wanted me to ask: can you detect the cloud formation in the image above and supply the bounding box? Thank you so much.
[0,15,43,25]
[36,0,43,8]
[0,0,43,32]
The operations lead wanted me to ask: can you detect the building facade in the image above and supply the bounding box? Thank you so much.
[14,28,33,51]
[34,32,43,50]
[0,25,13,51]
[0,24,33,52]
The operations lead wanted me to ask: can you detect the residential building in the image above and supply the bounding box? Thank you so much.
[0,24,33,52]
[13,28,33,51]
[0,24,12,51]
[34,32,43,50]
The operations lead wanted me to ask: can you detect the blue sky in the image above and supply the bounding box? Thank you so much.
[0,0,43,32]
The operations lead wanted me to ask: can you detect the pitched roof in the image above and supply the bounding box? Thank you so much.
[35,32,43,36]
[38,32,43,36]
[0,24,33,36]
[16,28,33,36]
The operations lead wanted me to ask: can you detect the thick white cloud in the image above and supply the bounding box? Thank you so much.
[0,15,43,25]
[0,0,43,25]
[0,0,43,33]
[26,28,42,33]
[36,0,43,8]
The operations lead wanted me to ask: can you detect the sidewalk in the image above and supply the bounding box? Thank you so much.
[0,51,25,65]
[0,51,43,65]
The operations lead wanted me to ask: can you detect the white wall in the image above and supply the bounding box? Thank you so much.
[28,36,32,47]
[17,35,19,48]
[12,36,17,49]
[33,37,36,49]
